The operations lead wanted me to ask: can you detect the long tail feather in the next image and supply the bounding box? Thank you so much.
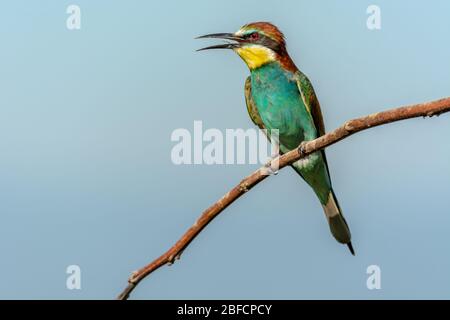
[323,190,353,254]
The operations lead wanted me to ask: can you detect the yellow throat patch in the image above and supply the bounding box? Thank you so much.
[235,46,275,70]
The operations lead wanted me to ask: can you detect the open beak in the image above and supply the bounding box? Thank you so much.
[196,33,243,51]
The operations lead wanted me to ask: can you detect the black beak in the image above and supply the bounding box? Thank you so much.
[196,33,243,51]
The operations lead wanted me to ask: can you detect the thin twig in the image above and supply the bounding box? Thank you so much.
[118,97,450,300]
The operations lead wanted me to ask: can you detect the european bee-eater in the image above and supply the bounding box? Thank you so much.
[197,22,354,255]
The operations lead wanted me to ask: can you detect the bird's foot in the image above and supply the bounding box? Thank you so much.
[263,156,279,176]
[297,142,308,158]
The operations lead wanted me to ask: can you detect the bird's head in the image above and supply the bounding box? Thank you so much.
[197,22,296,71]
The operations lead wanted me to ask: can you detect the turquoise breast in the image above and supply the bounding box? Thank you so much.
[250,62,316,151]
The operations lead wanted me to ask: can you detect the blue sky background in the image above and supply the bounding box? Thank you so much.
[0,0,449,299]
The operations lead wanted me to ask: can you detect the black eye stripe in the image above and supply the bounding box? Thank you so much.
[258,34,281,52]
[243,32,282,52]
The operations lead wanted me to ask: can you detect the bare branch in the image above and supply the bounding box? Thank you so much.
[117,97,450,300]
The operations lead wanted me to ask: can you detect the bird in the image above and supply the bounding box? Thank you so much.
[197,22,354,255]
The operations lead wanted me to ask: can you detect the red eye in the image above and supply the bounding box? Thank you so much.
[249,32,259,41]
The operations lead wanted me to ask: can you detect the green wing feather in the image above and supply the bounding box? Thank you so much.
[295,71,326,137]
[244,77,266,130]
[295,71,331,180]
